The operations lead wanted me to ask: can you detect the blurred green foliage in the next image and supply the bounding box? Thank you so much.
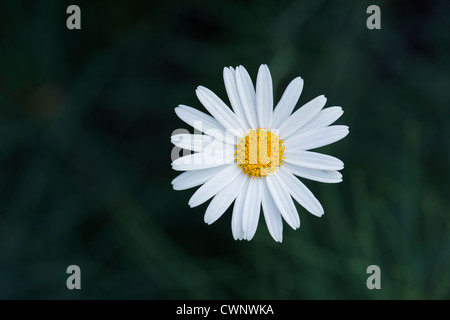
[0,0,449,299]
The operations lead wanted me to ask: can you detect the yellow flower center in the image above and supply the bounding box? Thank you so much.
[235,128,285,178]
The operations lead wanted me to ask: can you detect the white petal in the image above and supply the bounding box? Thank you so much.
[223,67,250,128]
[171,149,234,171]
[204,172,247,225]
[175,105,235,144]
[235,65,258,129]
[256,64,273,129]
[266,174,300,229]
[188,165,241,208]
[278,167,324,217]
[283,162,342,183]
[241,178,262,241]
[171,134,234,154]
[232,179,248,240]
[284,150,344,171]
[172,166,225,190]
[295,106,343,135]
[284,125,349,151]
[196,86,245,137]
[279,95,327,139]
[261,180,283,242]
[171,134,213,152]
[270,77,303,129]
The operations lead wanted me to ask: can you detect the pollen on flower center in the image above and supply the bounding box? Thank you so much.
[235,128,285,178]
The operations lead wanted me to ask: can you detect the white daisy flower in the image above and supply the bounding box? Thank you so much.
[171,64,348,242]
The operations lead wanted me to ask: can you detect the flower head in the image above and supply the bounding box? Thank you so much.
[171,65,348,242]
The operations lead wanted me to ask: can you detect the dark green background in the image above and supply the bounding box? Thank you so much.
[0,0,449,299]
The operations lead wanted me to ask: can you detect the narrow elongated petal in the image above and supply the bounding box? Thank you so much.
[204,172,247,225]
[188,165,241,208]
[284,150,344,170]
[171,136,234,156]
[172,166,225,190]
[171,149,234,171]
[279,95,326,139]
[241,178,262,240]
[266,174,300,229]
[175,105,235,144]
[256,64,273,129]
[283,162,342,183]
[284,125,349,150]
[175,104,223,131]
[171,134,213,152]
[261,180,283,242]
[196,86,245,137]
[171,134,234,155]
[235,65,258,129]
[223,67,249,128]
[271,77,303,129]
[278,167,324,217]
[232,180,249,240]
[295,106,343,135]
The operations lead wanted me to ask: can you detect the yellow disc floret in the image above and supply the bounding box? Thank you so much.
[235,128,285,178]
